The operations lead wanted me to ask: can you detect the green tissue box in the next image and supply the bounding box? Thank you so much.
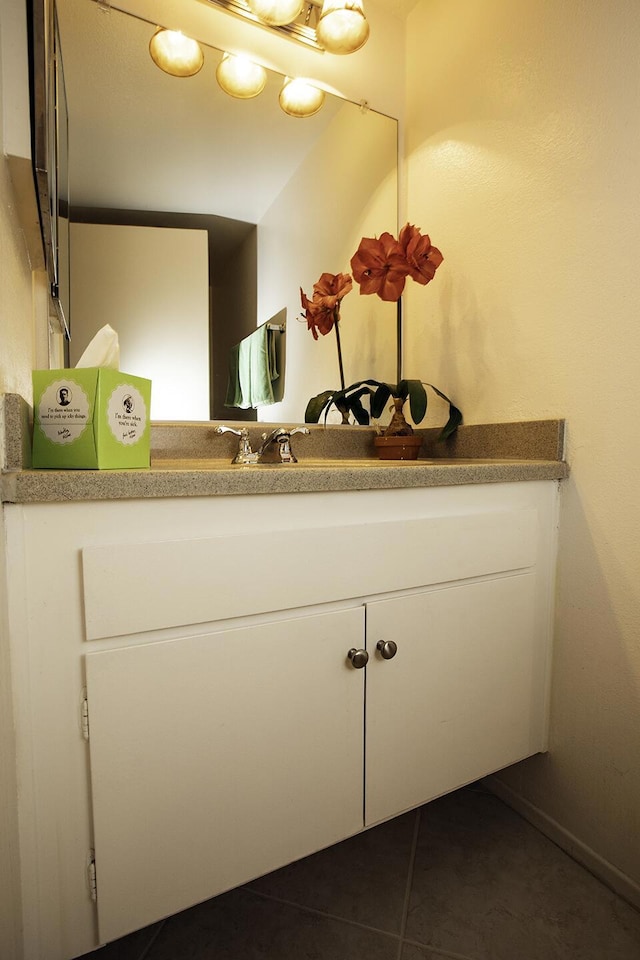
[32,368,152,469]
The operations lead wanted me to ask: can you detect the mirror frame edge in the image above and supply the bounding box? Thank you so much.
[31,0,70,340]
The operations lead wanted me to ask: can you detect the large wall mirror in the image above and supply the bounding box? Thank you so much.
[52,0,399,422]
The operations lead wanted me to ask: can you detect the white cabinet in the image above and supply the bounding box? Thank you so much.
[85,609,365,944]
[85,574,547,945]
[365,575,539,825]
[4,482,559,960]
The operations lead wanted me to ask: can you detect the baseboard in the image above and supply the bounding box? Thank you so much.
[483,775,640,913]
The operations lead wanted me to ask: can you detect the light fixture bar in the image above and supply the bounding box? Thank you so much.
[205,0,324,51]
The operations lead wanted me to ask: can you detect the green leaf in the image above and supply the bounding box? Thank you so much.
[343,379,384,395]
[305,390,335,423]
[332,396,350,425]
[405,380,428,423]
[395,380,409,401]
[348,390,372,425]
[371,384,392,418]
[325,385,374,426]
[306,379,461,438]
[423,383,463,440]
[318,381,379,425]
[439,402,463,440]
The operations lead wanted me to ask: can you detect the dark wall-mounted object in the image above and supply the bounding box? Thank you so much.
[30,0,70,338]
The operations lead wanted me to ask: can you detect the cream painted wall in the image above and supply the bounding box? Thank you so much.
[405,0,640,890]
[1,0,51,952]
[1,1,37,953]
[0,132,38,408]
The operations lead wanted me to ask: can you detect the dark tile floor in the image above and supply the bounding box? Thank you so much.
[82,786,640,960]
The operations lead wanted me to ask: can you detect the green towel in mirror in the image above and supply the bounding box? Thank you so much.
[225,322,280,409]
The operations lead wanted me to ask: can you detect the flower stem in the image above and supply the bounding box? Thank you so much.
[333,308,346,391]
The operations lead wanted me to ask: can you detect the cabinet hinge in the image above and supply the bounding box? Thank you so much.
[87,851,97,902]
[81,696,90,741]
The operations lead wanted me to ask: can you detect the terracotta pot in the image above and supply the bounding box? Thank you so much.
[373,434,423,461]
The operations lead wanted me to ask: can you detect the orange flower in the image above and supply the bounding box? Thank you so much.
[313,272,353,309]
[350,233,409,302]
[398,223,444,286]
[300,273,351,340]
[300,289,334,340]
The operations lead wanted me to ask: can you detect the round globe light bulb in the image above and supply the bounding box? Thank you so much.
[247,0,304,26]
[317,1,370,55]
[149,28,204,77]
[279,78,325,118]
[216,53,267,99]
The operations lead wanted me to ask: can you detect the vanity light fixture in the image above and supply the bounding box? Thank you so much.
[246,0,305,26]
[316,0,369,54]
[149,28,205,77]
[279,77,325,117]
[205,1,322,52]
[216,52,268,98]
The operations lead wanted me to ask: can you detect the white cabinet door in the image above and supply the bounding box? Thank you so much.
[85,607,365,944]
[365,574,538,826]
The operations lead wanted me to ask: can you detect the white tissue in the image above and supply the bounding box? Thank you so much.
[75,323,120,370]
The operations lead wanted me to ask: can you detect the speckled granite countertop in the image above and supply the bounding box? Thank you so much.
[1,394,568,503]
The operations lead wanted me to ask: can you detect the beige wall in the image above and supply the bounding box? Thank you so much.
[1,0,49,952]
[1,20,35,960]
[405,0,640,891]
[0,146,37,407]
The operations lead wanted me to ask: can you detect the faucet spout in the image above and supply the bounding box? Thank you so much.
[216,425,309,464]
[257,428,286,457]
[258,427,310,463]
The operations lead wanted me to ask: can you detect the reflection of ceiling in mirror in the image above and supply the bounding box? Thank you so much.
[56,0,346,222]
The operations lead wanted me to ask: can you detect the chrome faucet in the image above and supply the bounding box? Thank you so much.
[214,426,260,464]
[258,427,310,463]
[215,425,310,464]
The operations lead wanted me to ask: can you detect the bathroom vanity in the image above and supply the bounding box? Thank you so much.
[1,407,567,960]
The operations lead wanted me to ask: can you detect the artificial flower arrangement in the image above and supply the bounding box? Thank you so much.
[300,223,462,440]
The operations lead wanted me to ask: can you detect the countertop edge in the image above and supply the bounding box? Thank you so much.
[1,459,570,504]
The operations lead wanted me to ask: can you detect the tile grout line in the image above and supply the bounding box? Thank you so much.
[137,919,167,960]
[395,802,479,960]
[396,807,422,960]
[402,939,478,960]
[243,885,402,943]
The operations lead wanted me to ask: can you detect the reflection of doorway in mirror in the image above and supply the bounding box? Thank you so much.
[69,223,209,420]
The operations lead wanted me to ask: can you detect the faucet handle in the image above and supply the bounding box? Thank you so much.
[214,425,258,465]
[215,425,247,438]
[274,426,310,463]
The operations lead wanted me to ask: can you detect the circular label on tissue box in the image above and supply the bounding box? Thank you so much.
[38,379,90,444]
[107,384,147,445]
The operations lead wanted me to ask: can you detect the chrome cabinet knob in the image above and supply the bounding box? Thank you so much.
[376,640,398,660]
[347,648,369,669]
